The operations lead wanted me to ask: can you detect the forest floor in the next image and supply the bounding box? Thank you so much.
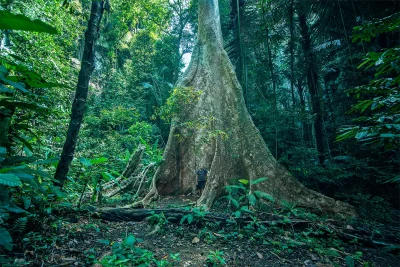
[6,196,400,267]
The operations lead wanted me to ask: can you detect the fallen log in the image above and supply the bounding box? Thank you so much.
[95,207,400,249]
[97,207,313,226]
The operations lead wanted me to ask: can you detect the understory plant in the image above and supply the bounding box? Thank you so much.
[206,250,226,266]
[221,178,274,219]
[336,12,400,184]
[0,11,68,252]
[99,234,180,267]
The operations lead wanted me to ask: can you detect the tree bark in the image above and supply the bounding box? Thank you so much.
[289,0,295,109]
[230,0,246,98]
[265,26,278,160]
[54,1,105,187]
[143,0,354,216]
[298,9,326,165]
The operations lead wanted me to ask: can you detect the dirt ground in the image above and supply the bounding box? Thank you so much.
[5,197,400,267]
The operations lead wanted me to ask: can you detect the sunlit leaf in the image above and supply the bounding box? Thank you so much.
[0,11,57,34]
[0,174,22,187]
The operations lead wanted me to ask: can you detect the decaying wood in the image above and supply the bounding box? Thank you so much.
[101,145,145,196]
[83,145,156,202]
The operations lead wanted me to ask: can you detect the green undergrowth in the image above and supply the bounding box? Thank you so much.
[139,179,399,267]
[94,234,180,267]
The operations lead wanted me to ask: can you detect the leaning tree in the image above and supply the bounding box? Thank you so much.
[138,0,354,215]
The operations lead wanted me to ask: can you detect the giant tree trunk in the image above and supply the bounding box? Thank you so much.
[145,0,354,215]
[54,1,105,187]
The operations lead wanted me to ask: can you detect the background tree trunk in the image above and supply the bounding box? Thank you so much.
[298,8,326,165]
[54,1,105,187]
[148,0,354,215]
[289,0,295,109]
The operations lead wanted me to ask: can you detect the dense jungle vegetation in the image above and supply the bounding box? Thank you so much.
[0,0,399,266]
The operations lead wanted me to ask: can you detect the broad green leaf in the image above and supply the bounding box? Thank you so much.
[357,59,371,69]
[254,191,275,202]
[233,210,241,218]
[57,202,73,208]
[116,259,130,264]
[326,248,340,257]
[0,146,6,157]
[8,171,34,180]
[179,216,186,224]
[240,206,253,213]
[23,80,72,89]
[382,176,400,183]
[0,77,29,93]
[90,157,108,165]
[336,128,358,142]
[23,167,51,178]
[97,239,110,245]
[345,256,355,267]
[2,156,38,165]
[0,11,57,34]
[0,209,10,221]
[231,198,239,208]
[31,158,60,165]
[0,65,7,75]
[79,157,92,167]
[186,214,194,224]
[15,135,33,153]
[0,99,48,112]
[22,197,31,210]
[0,165,27,174]
[2,203,26,213]
[142,82,152,89]
[248,193,257,206]
[238,179,249,185]
[225,185,245,190]
[250,177,268,185]
[0,174,22,186]
[380,133,395,138]
[355,131,368,140]
[0,227,13,251]
[0,84,14,93]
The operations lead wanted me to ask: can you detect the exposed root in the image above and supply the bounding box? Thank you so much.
[196,138,220,209]
[134,163,155,197]
[146,225,161,236]
[124,169,159,208]
[81,145,145,203]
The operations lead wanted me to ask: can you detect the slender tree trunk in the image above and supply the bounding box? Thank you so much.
[297,81,305,113]
[298,9,325,164]
[173,23,184,83]
[236,0,247,103]
[138,0,354,216]
[230,0,246,98]
[289,0,295,109]
[265,27,278,159]
[323,80,337,129]
[54,1,105,187]
[261,1,278,159]
[296,79,309,145]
